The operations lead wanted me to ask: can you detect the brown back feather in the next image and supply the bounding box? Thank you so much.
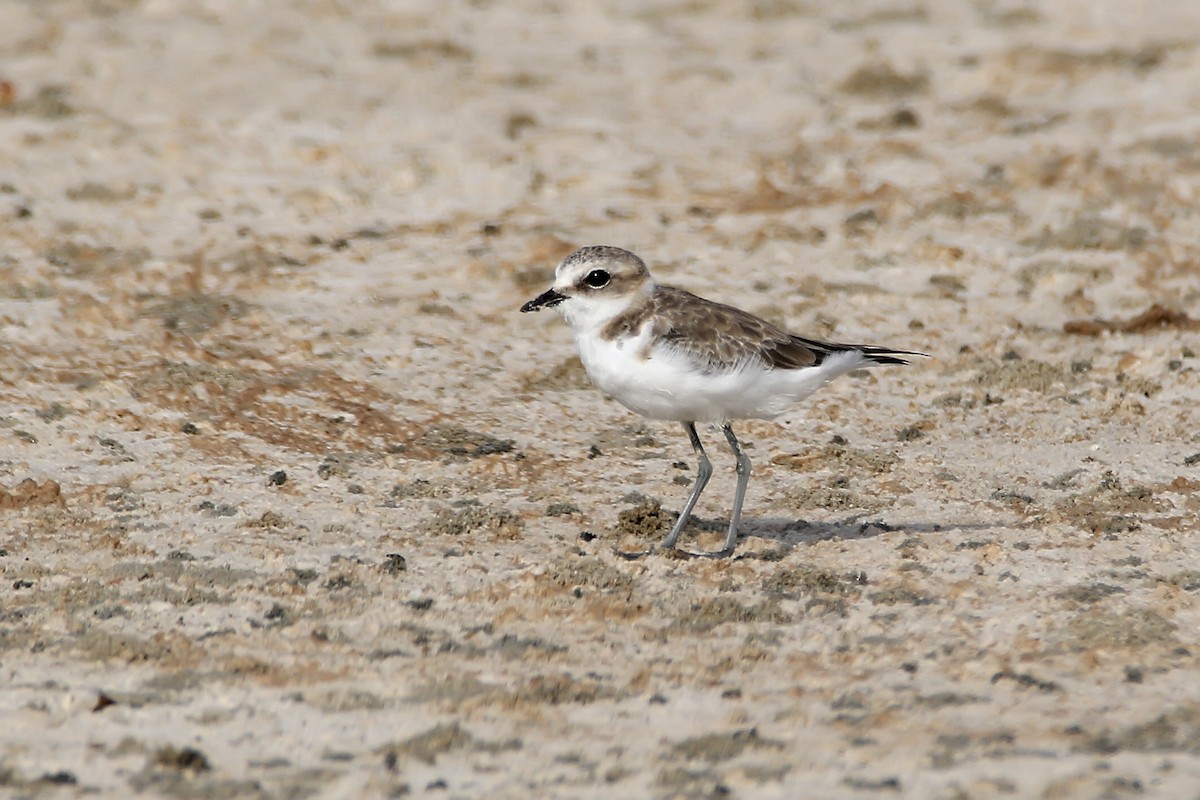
[648,287,821,371]
[600,286,918,372]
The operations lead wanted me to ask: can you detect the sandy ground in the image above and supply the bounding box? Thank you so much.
[2,1,1200,798]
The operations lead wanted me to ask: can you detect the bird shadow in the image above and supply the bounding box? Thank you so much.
[627,513,998,561]
[750,514,992,548]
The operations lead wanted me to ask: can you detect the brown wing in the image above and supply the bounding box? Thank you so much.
[650,286,921,372]
[650,287,821,372]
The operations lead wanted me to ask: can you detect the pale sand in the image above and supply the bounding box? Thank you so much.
[2,1,1199,798]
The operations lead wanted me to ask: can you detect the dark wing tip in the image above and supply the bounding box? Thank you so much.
[787,335,928,367]
[857,346,930,366]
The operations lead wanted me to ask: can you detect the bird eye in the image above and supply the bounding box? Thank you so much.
[584,269,610,288]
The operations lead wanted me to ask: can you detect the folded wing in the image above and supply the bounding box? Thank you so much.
[651,286,919,372]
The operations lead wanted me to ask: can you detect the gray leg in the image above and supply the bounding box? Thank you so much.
[661,422,712,550]
[720,424,752,555]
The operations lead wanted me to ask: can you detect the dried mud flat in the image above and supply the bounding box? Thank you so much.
[2,1,1200,798]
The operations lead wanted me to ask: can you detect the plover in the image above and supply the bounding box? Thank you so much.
[521,245,921,557]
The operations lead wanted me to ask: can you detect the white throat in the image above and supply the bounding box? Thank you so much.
[558,285,652,335]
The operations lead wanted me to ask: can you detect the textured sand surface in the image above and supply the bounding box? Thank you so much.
[2,1,1200,798]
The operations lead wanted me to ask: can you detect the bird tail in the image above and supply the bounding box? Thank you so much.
[791,336,926,367]
[857,345,925,366]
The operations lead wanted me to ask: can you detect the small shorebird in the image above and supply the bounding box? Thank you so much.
[521,246,921,557]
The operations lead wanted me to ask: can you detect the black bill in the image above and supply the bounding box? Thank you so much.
[520,288,567,312]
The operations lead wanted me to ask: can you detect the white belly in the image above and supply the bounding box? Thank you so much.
[575,328,867,424]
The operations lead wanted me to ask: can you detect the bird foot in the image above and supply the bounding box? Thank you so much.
[663,546,735,560]
[613,544,735,560]
[612,545,656,560]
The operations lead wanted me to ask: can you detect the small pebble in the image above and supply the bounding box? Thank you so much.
[381,554,408,574]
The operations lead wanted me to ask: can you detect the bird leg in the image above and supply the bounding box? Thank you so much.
[719,423,752,556]
[661,422,712,550]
